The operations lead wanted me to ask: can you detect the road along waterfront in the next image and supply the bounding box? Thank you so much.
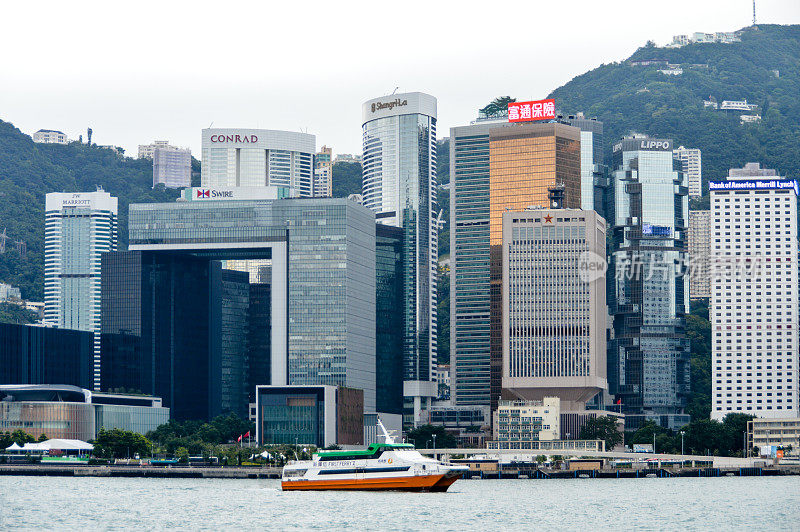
[1,476,798,530]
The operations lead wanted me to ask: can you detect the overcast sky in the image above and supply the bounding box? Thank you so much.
[2,0,798,158]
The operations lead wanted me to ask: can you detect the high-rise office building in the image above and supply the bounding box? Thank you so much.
[201,129,316,196]
[314,145,333,197]
[688,210,711,299]
[450,115,582,413]
[501,208,607,409]
[153,146,192,189]
[607,136,690,430]
[489,122,582,414]
[674,146,702,197]
[102,193,378,417]
[44,190,118,390]
[362,92,438,426]
[376,224,404,416]
[710,163,799,420]
[562,114,606,214]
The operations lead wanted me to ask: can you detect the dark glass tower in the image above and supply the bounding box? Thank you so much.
[375,224,404,415]
[607,136,691,430]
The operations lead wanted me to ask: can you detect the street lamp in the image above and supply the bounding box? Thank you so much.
[432,434,437,454]
[680,431,685,456]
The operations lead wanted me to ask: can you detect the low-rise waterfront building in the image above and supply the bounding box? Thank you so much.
[493,397,561,443]
[0,384,168,441]
[747,418,800,455]
[255,385,364,447]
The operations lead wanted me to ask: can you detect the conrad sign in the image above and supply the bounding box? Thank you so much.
[210,134,259,143]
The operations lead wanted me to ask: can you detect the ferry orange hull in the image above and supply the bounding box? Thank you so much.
[282,473,462,492]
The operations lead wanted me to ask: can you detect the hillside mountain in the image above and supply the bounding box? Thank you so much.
[0,121,179,300]
[549,24,800,193]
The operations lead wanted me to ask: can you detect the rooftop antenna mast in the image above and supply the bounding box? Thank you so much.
[391,86,399,95]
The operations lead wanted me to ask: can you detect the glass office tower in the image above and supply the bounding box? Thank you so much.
[450,119,582,414]
[607,136,690,430]
[561,114,606,215]
[103,196,377,416]
[488,123,582,415]
[362,92,438,426]
[376,224,404,415]
[44,190,118,390]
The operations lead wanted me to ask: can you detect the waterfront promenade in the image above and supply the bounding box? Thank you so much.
[417,448,771,468]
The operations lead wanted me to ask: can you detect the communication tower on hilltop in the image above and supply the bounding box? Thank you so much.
[753,0,757,25]
[87,128,93,145]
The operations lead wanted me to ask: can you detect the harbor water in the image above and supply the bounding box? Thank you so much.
[2,476,798,530]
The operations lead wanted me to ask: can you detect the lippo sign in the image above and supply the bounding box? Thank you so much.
[508,99,556,122]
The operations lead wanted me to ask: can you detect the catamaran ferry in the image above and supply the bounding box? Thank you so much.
[281,421,468,491]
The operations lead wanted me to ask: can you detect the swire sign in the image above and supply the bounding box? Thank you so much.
[196,189,234,199]
[508,99,556,122]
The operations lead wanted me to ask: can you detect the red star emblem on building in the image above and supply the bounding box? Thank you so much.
[544,214,553,223]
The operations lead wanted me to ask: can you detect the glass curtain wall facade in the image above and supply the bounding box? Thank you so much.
[214,268,250,419]
[118,197,377,414]
[248,283,272,400]
[0,323,93,388]
[488,123,581,415]
[273,200,376,411]
[376,224,404,415]
[101,251,215,420]
[607,136,690,430]
[562,115,606,215]
[450,121,497,407]
[201,129,316,197]
[362,92,438,426]
[44,191,118,390]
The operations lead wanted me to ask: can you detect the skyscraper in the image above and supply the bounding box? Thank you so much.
[607,136,690,430]
[562,114,606,214]
[710,163,799,419]
[102,195,378,416]
[501,208,607,409]
[201,129,315,196]
[153,146,192,189]
[362,92,438,427]
[45,190,118,390]
[673,146,702,197]
[688,210,711,299]
[488,122,581,414]
[450,114,582,413]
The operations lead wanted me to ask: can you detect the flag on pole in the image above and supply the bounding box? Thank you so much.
[237,434,243,443]
[243,431,250,439]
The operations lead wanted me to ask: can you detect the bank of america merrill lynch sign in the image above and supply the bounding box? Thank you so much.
[507,99,556,122]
